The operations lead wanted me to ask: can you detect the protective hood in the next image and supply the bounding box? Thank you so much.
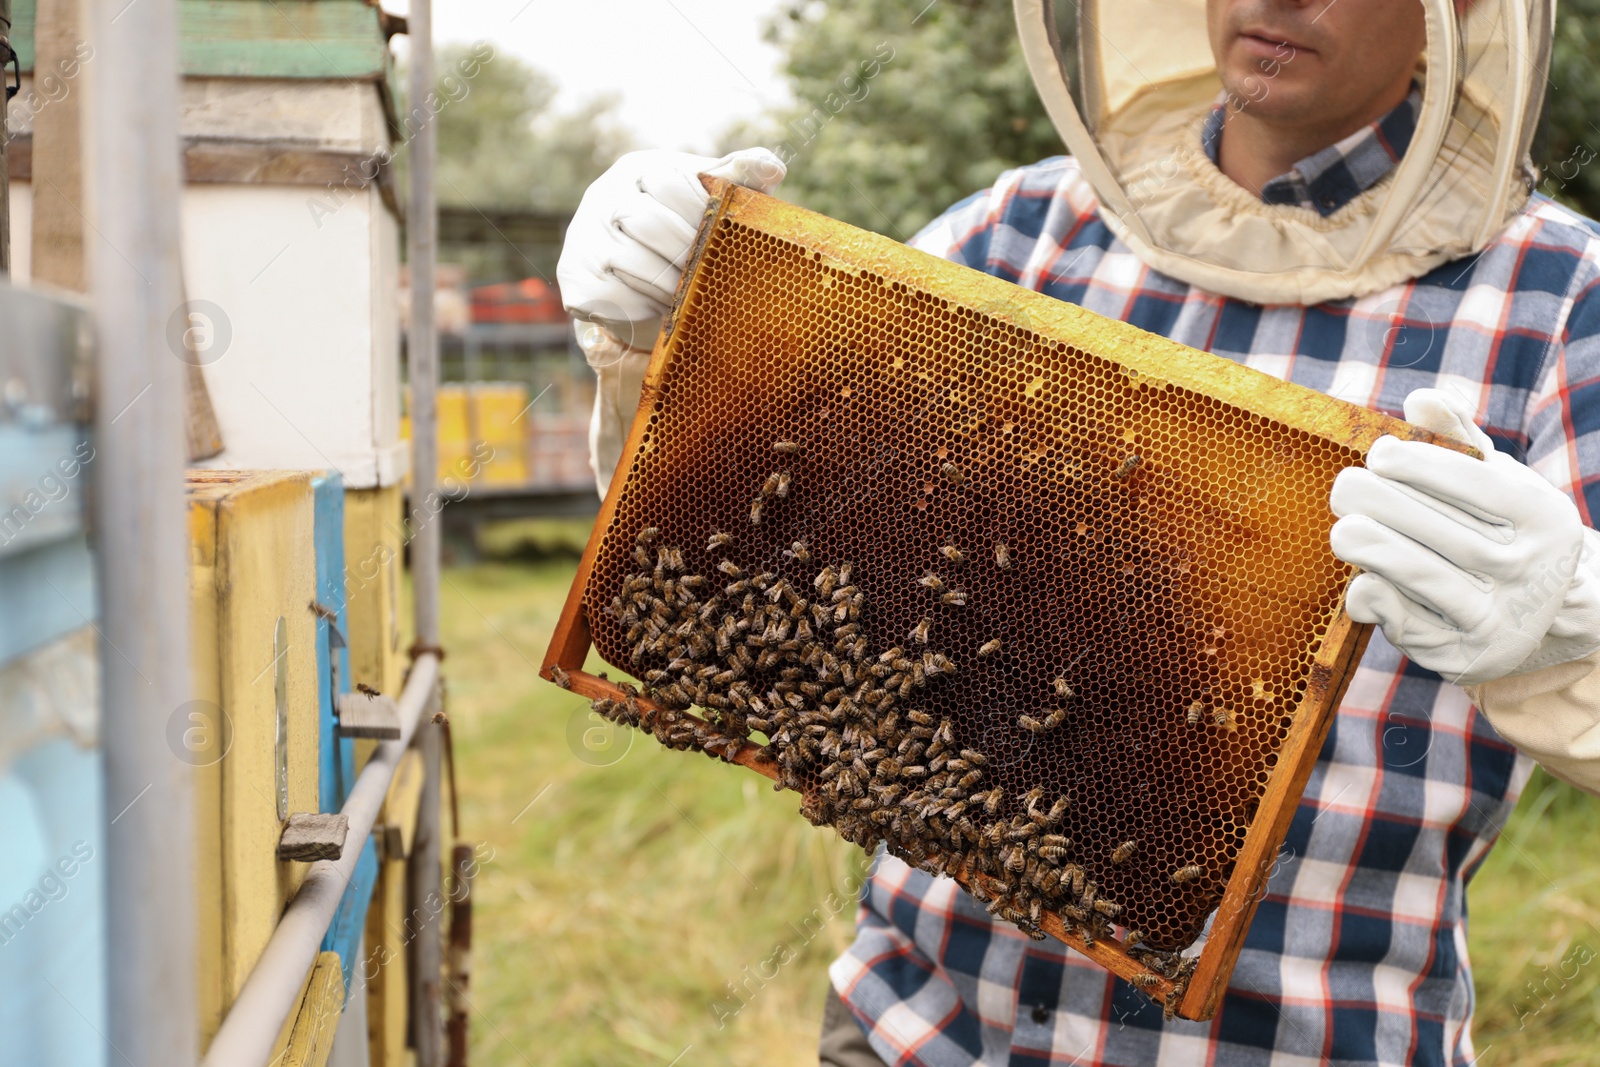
[1013,0,1553,305]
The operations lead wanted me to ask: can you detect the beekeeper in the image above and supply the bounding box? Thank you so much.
[557,0,1600,1062]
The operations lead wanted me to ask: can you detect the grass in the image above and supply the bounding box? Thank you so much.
[442,527,1600,1066]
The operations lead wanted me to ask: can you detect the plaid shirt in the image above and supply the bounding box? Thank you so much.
[830,108,1600,1066]
[1200,86,1421,216]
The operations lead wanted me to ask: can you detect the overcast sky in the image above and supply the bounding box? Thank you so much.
[389,0,794,155]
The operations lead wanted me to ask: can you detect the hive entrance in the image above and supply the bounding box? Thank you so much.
[545,180,1468,1019]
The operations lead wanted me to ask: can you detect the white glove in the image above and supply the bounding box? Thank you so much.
[557,147,786,351]
[1329,388,1600,686]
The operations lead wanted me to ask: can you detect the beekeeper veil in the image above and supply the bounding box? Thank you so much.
[1013,0,1553,305]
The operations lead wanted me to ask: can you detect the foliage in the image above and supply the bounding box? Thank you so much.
[721,0,1072,240]
[401,43,633,214]
[1538,0,1600,220]
[736,0,1600,238]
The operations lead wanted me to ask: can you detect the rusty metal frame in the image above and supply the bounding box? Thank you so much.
[542,179,1472,1020]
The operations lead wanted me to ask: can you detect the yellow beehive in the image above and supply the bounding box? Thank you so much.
[186,469,320,1048]
[466,382,531,488]
[343,483,406,700]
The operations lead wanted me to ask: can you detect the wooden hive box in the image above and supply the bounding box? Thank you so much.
[186,469,320,1047]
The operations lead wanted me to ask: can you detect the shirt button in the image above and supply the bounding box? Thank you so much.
[1320,197,1338,210]
[1031,1004,1051,1024]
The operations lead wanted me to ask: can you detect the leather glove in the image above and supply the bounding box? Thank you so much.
[1329,387,1600,686]
[558,147,786,351]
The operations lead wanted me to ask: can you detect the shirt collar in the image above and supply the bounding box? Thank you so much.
[1200,84,1421,217]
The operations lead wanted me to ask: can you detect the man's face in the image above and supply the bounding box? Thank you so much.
[1206,0,1428,129]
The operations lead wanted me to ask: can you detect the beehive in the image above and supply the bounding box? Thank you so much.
[542,180,1474,1019]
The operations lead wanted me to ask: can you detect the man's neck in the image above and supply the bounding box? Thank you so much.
[1216,80,1415,195]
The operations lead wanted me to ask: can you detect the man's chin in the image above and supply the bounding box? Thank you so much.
[1216,77,1320,125]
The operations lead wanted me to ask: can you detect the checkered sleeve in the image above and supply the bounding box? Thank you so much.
[1524,227,1600,522]
[1462,209,1600,796]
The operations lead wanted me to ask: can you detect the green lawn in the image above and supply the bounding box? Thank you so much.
[442,528,1600,1066]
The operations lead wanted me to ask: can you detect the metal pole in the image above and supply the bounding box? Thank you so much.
[405,0,444,1061]
[85,0,196,1061]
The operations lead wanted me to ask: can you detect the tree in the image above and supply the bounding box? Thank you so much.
[724,0,1072,240]
[738,1,1600,239]
[402,42,633,214]
[1538,0,1600,220]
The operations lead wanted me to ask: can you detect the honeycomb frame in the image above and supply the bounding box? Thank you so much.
[543,179,1475,1020]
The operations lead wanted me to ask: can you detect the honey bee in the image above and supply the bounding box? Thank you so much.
[707,531,734,552]
[787,539,811,563]
[994,542,1012,569]
[760,472,781,497]
[1125,930,1145,948]
[918,573,947,594]
[1040,833,1070,850]
[941,462,965,485]
[1053,677,1074,699]
[1187,699,1205,725]
[1171,864,1204,885]
[777,471,792,497]
[1130,972,1160,990]
[960,749,987,766]
[1046,797,1070,824]
[1113,454,1142,481]
[939,589,968,607]
[633,545,653,568]
[940,544,965,565]
[636,526,661,544]
[1213,707,1237,732]
[549,665,571,689]
[957,769,983,790]
[907,710,934,726]
[718,560,744,579]
[904,617,932,645]
[814,566,839,599]
[356,683,381,697]
[978,639,1002,657]
[1039,845,1068,862]
[773,440,799,454]
[749,498,765,525]
[1111,840,1137,865]
[983,788,1005,815]
[1020,709,1064,733]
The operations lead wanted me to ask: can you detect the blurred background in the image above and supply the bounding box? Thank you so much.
[393,2,1600,1064]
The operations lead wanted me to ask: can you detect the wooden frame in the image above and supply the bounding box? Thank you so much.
[542,180,1473,1019]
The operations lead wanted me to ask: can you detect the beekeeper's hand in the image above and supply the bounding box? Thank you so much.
[1329,387,1600,686]
[559,147,786,351]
